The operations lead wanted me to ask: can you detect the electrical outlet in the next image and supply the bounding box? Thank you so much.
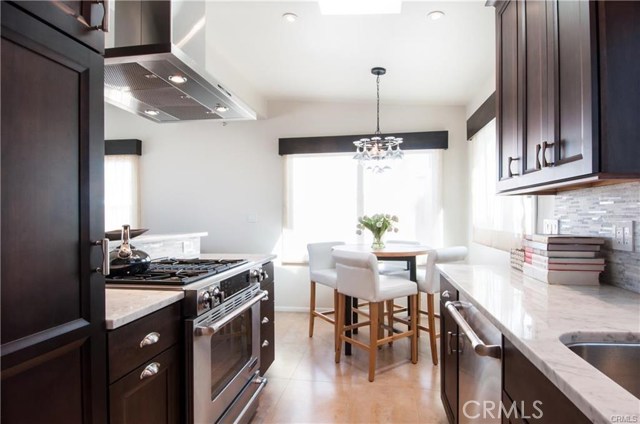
[612,221,634,252]
[543,219,559,235]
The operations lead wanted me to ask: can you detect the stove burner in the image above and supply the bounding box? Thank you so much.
[106,258,248,285]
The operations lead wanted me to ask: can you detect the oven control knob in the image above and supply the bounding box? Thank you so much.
[200,291,212,309]
[260,269,269,281]
[211,287,224,304]
[251,267,265,282]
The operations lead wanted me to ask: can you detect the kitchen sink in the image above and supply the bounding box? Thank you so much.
[564,341,640,398]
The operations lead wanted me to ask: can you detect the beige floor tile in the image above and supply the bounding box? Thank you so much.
[252,312,448,424]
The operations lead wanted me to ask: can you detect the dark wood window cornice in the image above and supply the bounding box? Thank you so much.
[278,131,448,155]
[105,139,142,156]
[466,92,496,140]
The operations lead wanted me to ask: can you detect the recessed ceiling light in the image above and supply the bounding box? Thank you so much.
[427,10,445,21]
[168,75,188,84]
[282,12,298,22]
[144,110,160,116]
[215,104,229,113]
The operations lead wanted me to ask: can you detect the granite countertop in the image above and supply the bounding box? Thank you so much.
[105,252,277,329]
[437,264,640,424]
[105,289,184,330]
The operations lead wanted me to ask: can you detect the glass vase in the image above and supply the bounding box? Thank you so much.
[371,234,385,250]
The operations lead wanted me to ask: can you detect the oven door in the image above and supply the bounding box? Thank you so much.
[189,288,267,424]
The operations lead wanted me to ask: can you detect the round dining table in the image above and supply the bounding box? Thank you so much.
[333,243,431,282]
[332,243,431,355]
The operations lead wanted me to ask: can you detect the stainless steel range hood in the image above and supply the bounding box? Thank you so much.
[104,1,256,123]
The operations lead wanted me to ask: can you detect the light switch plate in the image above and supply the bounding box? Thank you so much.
[543,219,559,235]
[612,220,634,252]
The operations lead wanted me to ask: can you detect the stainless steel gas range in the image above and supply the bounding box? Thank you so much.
[107,258,270,424]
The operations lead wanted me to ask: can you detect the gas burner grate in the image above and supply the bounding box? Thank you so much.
[106,258,248,285]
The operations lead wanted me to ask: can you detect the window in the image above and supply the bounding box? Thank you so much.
[470,119,534,250]
[104,155,140,231]
[282,150,443,263]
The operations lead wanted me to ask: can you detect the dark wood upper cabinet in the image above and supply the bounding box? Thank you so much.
[494,0,640,194]
[1,2,106,423]
[496,0,521,184]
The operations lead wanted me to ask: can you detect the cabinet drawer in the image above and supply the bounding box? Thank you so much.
[109,345,181,424]
[108,302,181,383]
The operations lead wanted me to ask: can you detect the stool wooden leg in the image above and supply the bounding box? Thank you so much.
[333,289,339,350]
[368,302,379,382]
[416,292,421,338]
[309,281,317,337]
[335,293,344,363]
[427,293,438,365]
[385,300,394,345]
[411,294,418,364]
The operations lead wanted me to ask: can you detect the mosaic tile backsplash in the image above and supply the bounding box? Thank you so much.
[554,182,640,293]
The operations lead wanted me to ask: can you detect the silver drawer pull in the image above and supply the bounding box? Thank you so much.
[140,332,160,348]
[139,362,160,380]
[261,317,270,325]
[261,340,270,348]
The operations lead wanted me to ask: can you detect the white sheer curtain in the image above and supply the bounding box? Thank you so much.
[104,155,140,231]
[470,119,534,250]
[282,150,444,263]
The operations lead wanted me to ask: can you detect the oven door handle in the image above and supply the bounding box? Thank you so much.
[195,290,268,336]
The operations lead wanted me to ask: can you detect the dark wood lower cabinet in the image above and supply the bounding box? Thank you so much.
[439,277,459,424]
[502,337,589,423]
[109,345,181,424]
[107,303,183,424]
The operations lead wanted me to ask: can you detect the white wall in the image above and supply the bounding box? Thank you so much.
[105,100,469,310]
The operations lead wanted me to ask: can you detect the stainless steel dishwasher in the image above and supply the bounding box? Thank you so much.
[445,294,502,424]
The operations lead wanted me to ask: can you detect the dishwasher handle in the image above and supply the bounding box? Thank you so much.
[445,301,501,359]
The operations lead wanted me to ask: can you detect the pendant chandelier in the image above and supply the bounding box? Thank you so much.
[353,67,403,173]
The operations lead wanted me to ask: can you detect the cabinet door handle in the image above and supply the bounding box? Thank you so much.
[261,340,270,348]
[53,0,108,31]
[535,143,542,170]
[92,238,110,276]
[541,141,554,167]
[139,362,160,380]
[140,332,160,348]
[507,156,520,178]
[261,317,270,325]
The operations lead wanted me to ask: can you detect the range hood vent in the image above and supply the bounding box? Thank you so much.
[104,1,256,123]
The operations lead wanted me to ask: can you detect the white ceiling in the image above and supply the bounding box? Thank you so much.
[205,1,495,106]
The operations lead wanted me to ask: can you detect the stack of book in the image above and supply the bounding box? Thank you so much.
[522,234,605,285]
[510,248,525,271]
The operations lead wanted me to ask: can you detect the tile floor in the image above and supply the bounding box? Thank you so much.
[252,311,448,423]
